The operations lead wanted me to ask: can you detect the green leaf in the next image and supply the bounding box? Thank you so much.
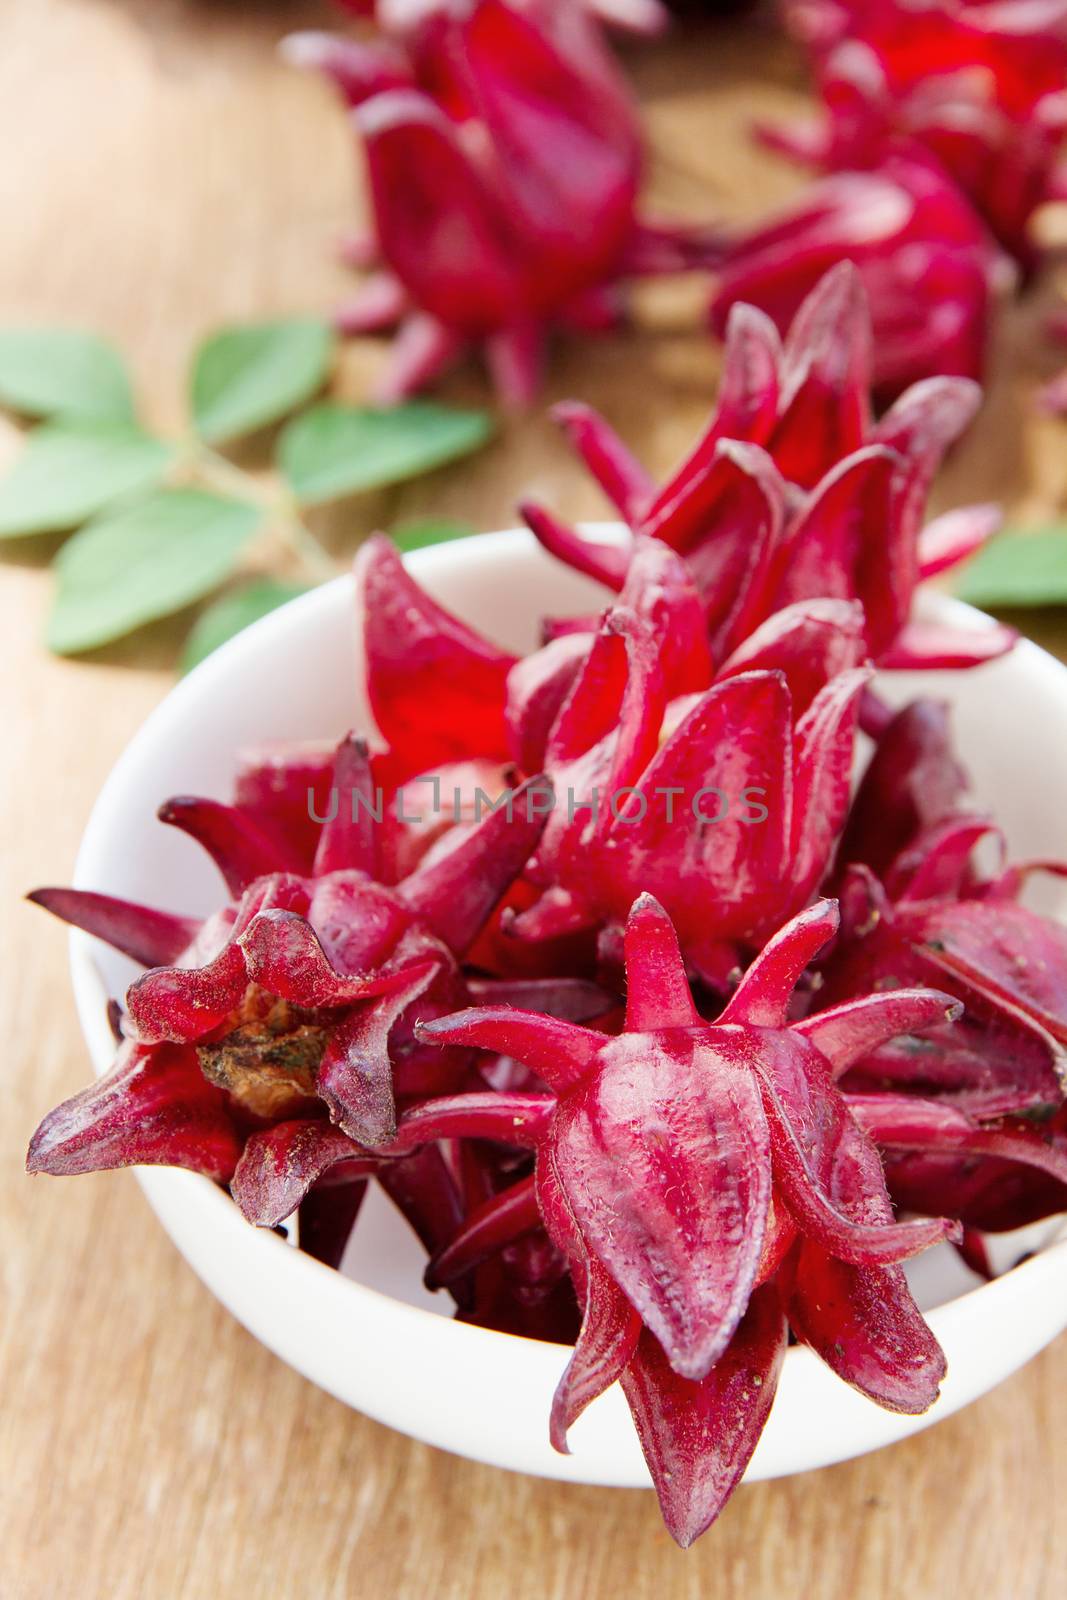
[956,527,1067,609]
[181,577,308,672]
[393,519,476,552]
[47,488,261,654]
[0,328,134,421]
[191,318,334,443]
[280,402,492,506]
[0,421,174,538]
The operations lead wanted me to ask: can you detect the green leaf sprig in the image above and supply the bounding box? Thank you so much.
[0,323,490,664]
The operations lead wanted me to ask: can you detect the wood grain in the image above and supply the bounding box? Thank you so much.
[2,3,1066,1595]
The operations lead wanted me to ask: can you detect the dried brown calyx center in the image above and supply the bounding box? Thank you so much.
[197,991,328,1118]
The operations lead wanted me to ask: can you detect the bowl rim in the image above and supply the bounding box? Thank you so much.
[65,525,1067,1467]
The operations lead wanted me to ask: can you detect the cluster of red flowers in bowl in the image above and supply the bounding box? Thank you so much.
[27,271,1067,1545]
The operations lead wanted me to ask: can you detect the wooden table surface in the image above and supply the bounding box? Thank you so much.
[3,3,1067,1595]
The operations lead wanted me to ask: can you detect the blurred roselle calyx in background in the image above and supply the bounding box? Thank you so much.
[708,154,1006,396]
[726,0,1067,397]
[773,0,1067,272]
[282,0,723,404]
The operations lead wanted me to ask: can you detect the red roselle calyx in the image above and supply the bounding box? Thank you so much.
[816,695,1067,1231]
[412,894,962,1542]
[708,154,1006,398]
[27,734,551,1215]
[523,265,1014,671]
[507,581,872,982]
[25,272,1067,1545]
[282,0,723,404]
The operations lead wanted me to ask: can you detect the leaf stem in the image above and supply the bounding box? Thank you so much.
[185,438,339,584]
[190,442,264,502]
[273,495,339,583]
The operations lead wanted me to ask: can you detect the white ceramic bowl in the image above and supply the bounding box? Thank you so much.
[68,527,1067,1487]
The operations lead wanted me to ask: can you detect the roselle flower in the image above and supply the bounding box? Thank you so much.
[773,0,1067,271]
[524,265,1013,670]
[825,864,1067,1236]
[822,839,1067,1111]
[806,695,1067,1231]
[283,0,720,403]
[26,732,549,1196]
[404,894,959,1543]
[708,154,1007,397]
[824,696,1067,1106]
[502,554,872,982]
